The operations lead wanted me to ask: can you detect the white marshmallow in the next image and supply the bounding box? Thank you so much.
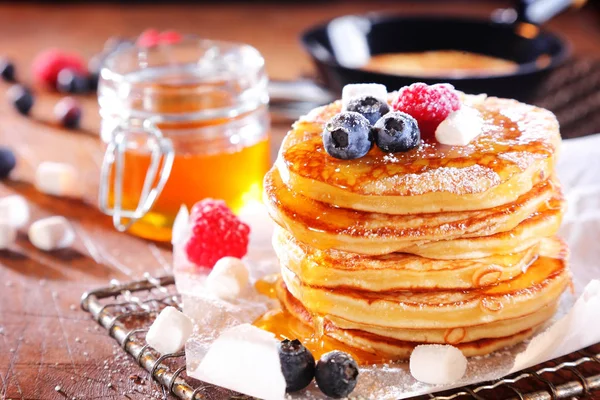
[146,306,193,354]
[410,344,468,384]
[0,195,29,228]
[171,205,190,246]
[342,83,388,110]
[205,257,250,301]
[0,222,17,249]
[28,216,75,251]
[435,106,484,146]
[191,324,286,400]
[35,162,81,198]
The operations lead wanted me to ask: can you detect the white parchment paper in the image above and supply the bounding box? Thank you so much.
[183,134,600,400]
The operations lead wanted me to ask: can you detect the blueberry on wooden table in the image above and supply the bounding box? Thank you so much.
[0,147,16,179]
[54,97,82,129]
[7,84,34,115]
[0,58,16,82]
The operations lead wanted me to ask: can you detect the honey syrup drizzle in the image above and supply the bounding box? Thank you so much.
[253,277,388,365]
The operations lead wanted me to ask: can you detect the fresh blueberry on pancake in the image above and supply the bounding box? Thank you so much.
[345,95,390,125]
[322,111,373,160]
[278,339,316,392]
[373,111,420,152]
[315,351,359,398]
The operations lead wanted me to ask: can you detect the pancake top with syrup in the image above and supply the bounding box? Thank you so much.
[277,94,560,203]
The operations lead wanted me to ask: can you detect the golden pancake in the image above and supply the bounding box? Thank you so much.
[281,255,569,329]
[266,168,563,256]
[275,228,566,291]
[277,279,544,360]
[275,95,560,214]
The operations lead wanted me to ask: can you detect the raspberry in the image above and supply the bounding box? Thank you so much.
[392,83,460,139]
[31,49,86,88]
[159,30,183,45]
[137,29,182,48]
[184,199,250,269]
[137,29,161,48]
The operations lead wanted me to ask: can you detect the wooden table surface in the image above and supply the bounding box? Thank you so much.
[0,2,599,400]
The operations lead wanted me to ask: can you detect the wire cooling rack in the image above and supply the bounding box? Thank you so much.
[81,275,600,400]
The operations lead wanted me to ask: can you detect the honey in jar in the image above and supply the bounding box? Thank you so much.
[98,39,270,241]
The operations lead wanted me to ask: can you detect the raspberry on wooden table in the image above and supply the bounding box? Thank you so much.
[185,199,250,269]
[392,83,460,139]
[31,49,87,87]
[136,28,161,47]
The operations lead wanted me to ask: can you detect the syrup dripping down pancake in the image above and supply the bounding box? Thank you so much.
[275,95,560,214]
[274,228,566,291]
[281,254,569,329]
[266,168,564,256]
[276,279,547,360]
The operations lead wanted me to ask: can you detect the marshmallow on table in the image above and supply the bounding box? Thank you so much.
[435,106,484,146]
[146,306,193,354]
[35,162,81,198]
[28,216,75,251]
[0,195,30,228]
[342,83,388,110]
[191,324,286,400]
[410,344,468,385]
[0,222,17,250]
[206,257,250,301]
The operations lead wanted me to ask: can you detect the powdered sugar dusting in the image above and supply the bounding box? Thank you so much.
[363,164,501,195]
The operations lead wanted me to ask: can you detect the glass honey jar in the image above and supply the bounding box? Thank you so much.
[98,38,270,242]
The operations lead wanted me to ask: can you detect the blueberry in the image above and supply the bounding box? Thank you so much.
[0,59,16,82]
[315,351,359,398]
[373,111,420,153]
[7,84,34,115]
[278,339,315,392]
[56,69,90,94]
[346,96,390,125]
[0,147,16,179]
[323,112,373,160]
[54,97,82,129]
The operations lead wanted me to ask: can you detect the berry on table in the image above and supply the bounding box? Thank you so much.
[7,84,34,115]
[0,59,16,82]
[278,339,316,392]
[32,48,87,87]
[373,111,421,153]
[0,147,16,179]
[56,69,90,94]
[54,97,82,129]
[184,199,250,269]
[137,29,161,48]
[345,95,390,125]
[159,30,183,45]
[392,82,460,139]
[315,351,359,398]
[323,112,373,160]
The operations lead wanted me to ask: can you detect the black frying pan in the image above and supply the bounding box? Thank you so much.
[298,0,575,103]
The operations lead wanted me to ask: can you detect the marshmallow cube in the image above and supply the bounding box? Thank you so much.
[35,162,80,198]
[206,257,250,301]
[28,216,75,251]
[0,222,17,249]
[435,106,484,146]
[410,344,468,385]
[0,195,30,228]
[342,83,388,110]
[146,306,193,354]
[190,324,286,400]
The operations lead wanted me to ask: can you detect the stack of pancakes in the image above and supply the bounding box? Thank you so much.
[264,94,570,360]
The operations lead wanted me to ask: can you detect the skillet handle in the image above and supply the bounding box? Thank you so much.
[515,0,586,25]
